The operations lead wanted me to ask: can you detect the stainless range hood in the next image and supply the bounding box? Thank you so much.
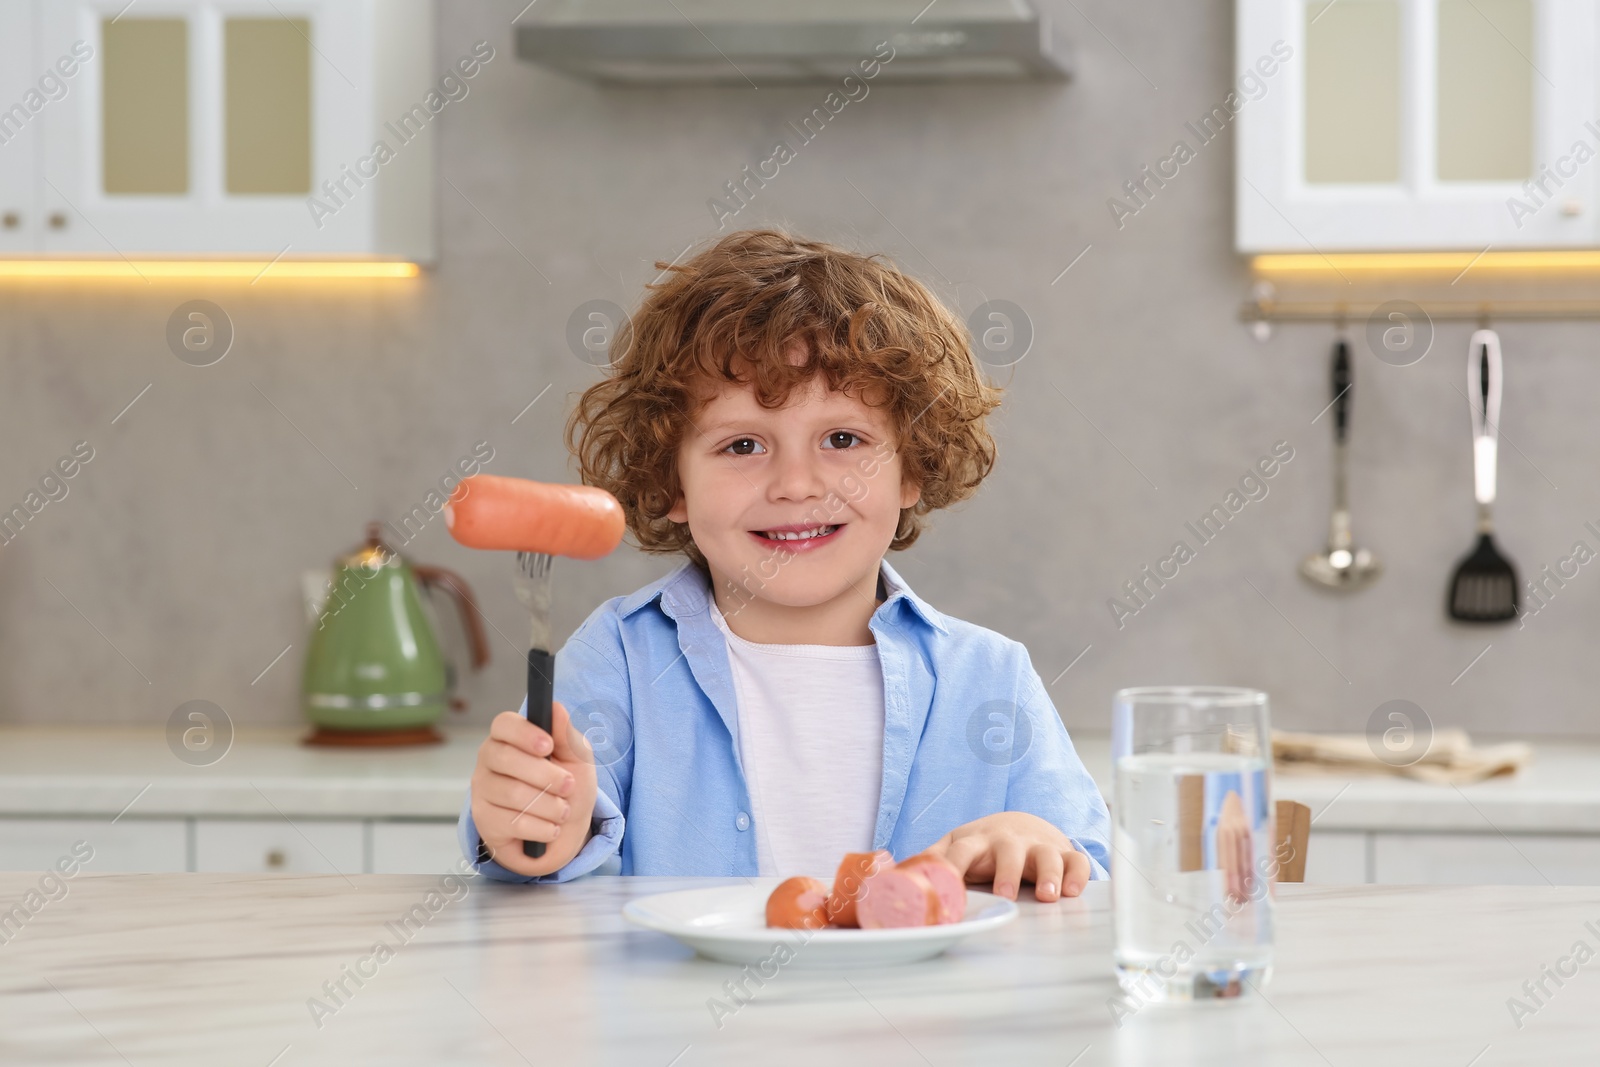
[513,0,1070,84]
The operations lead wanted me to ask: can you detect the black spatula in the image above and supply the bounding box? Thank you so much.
[1448,330,1519,622]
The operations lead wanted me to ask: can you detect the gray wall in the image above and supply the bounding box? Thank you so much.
[3,0,1595,740]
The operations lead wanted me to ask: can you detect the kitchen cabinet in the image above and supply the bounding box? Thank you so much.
[11,819,1600,882]
[0,817,187,873]
[1303,828,1369,883]
[0,1,36,254]
[370,819,462,874]
[0,0,434,260]
[193,818,365,875]
[1371,832,1600,885]
[1236,0,1599,251]
[0,817,464,874]
[1297,830,1600,885]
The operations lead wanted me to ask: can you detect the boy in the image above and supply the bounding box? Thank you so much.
[459,229,1110,902]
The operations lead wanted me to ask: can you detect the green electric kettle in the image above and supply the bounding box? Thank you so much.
[301,524,489,746]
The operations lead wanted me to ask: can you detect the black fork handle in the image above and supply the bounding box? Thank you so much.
[1480,345,1491,417]
[1331,340,1352,444]
[523,647,556,858]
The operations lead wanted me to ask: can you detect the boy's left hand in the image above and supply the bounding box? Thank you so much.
[926,812,1090,902]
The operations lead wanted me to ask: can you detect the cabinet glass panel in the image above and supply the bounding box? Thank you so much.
[101,18,189,195]
[1436,0,1533,181]
[225,18,312,195]
[1304,0,1401,183]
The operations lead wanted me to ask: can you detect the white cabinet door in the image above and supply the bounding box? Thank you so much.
[0,817,187,872]
[33,0,433,259]
[1237,0,1599,250]
[371,820,464,874]
[0,0,38,253]
[38,0,361,255]
[1303,829,1369,883]
[194,818,364,874]
[1373,833,1600,885]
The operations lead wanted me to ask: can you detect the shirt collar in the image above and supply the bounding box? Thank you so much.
[875,557,949,634]
[618,556,949,635]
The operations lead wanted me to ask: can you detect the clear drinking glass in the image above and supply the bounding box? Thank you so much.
[1111,687,1274,1001]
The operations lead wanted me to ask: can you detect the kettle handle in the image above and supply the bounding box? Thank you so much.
[412,565,492,671]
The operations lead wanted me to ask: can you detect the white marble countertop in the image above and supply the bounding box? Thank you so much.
[1072,735,1600,835]
[4,872,1594,1065]
[2,725,1599,833]
[0,726,478,819]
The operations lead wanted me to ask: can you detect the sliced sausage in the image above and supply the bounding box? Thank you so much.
[897,853,967,924]
[766,876,831,929]
[825,850,893,928]
[856,867,939,929]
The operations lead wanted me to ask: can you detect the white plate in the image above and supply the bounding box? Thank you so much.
[622,879,1018,967]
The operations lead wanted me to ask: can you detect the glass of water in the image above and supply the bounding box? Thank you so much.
[1111,686,1274,1002]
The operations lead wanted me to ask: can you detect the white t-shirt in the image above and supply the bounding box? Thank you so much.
[708,597,886,878]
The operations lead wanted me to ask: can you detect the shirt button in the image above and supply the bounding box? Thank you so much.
[735,812,750,832]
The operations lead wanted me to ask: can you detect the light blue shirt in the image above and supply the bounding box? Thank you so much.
[457,557,1111,883]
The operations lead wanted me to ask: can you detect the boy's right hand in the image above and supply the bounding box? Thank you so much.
[470,701,597,878]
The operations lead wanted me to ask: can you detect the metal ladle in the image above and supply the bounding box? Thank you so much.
[1301,339,1381,590]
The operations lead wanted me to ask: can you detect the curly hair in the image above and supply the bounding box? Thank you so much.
[564,229,1003,574]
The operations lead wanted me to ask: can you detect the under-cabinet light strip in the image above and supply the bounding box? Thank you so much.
[1253,251,1600,274]
[0,261,421,280]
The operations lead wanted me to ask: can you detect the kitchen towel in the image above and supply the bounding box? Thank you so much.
[1272,729,1532,785]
